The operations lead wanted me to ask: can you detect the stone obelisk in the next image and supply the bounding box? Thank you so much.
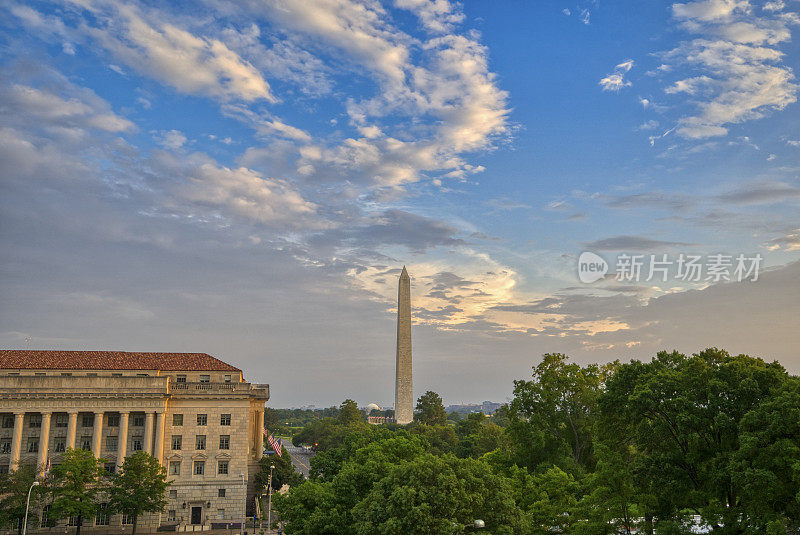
[394,266,413,424]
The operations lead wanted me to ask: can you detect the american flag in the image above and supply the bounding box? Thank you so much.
[263,430,283,457]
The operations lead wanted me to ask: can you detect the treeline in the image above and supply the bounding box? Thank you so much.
[276,349,800,534]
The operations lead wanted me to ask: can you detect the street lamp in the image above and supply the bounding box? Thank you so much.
[267,465,275,531]
[22,481,40,535]
[239,474,245,535]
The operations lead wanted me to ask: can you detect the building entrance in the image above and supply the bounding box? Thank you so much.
[190,507,202,525]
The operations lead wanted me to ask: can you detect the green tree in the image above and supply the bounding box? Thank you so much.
[415,391,447,426]
[731,376,800,532]
[454,413,506,459]
[0,463,47,535]
[49,448,109,535]
[352,453,528,534]
[509,353,605,472]
[599,348,789,532]
[275,436,426,534]
[264,407,290,436]
[255,447,304,492]
[107,451,169,535]
[338,399,363,425]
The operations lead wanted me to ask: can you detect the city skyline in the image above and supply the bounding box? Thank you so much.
[1,0,799,407]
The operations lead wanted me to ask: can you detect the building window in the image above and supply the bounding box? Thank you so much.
[136,373,148,377]
[195,435,206,450]
[218,488,226,498]
[1,415,13,428]
[61,373,72,377]
[169,461,181,475]
[29,414,42,428]
[171,435,182,450]
[104,463,116,474]
[68,515,80,526]
[224,375,231,383]
[217,460,229,475]
[35,372,46,376]
[0,464,9,474]
[194,461,205,475]
[27,437,39,453]
[132,436,143,451]
[107,414,119,427]
[95,504,110,526]
[199,375,210,383]
[169,489,178,498]
[220,414,231,426]
[112,373,123,377]
[173,414,183,426]
[81,436,92,450]
[106,436,118,452]
[82,415,94,427]
[54,438,66,453]
[217,509,225,520]
[168,510,176,522]
[132,414,145,426]
[87,373,97,377]
[122,514,134,525]
[176,375,187,383]
[219,435,230,450]
[54,414,68,428]
[0,439,10,454]
[196,414,207,426]
[40,505,51,528]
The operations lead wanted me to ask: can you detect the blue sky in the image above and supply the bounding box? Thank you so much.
[1,0,799,407]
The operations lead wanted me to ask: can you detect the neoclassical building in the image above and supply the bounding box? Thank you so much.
[0,350,269,533]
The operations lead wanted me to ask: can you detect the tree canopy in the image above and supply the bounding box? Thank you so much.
[275,349,800,535]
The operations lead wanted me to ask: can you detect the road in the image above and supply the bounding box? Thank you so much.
[285,444,315,478]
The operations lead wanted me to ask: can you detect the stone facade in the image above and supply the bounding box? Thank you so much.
[394,266,413,425]
[0,351,269,534]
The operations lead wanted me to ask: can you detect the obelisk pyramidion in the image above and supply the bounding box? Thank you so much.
[394,266,413,425]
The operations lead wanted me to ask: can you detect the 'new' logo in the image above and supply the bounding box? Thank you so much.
[578,252,608,283]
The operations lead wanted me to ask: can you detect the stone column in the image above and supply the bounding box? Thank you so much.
[66,411,78,450]
[9,412,25,470]
[92,411,104,459]
[255,410,264,460]
[117,411,129,465]
[153,412,166,465]
[143,412,154,455]
[37,412,52,475]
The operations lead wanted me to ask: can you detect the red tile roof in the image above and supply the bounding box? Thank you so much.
[0,350,241,372]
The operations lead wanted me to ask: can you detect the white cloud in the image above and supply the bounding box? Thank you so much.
[672,0,749,23]
[1,84,134,133]
[156,129,188,150]
[85,3,274,102]
[664,0,797,139]
[600,59,635,91]
[168,159,321,229]
[394,0,465,33]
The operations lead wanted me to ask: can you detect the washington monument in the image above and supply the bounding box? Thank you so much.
[394,266,413,424]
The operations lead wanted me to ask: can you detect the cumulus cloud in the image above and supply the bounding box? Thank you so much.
[83,2,274,102]
[664,0,798,138]
[0,83,134,134]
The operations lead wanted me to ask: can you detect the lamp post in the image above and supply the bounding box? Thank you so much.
[267,464,275,532]
[22,481,40,535]
[239,474,246,535]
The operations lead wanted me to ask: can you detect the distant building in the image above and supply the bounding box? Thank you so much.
[0,350,269,533]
